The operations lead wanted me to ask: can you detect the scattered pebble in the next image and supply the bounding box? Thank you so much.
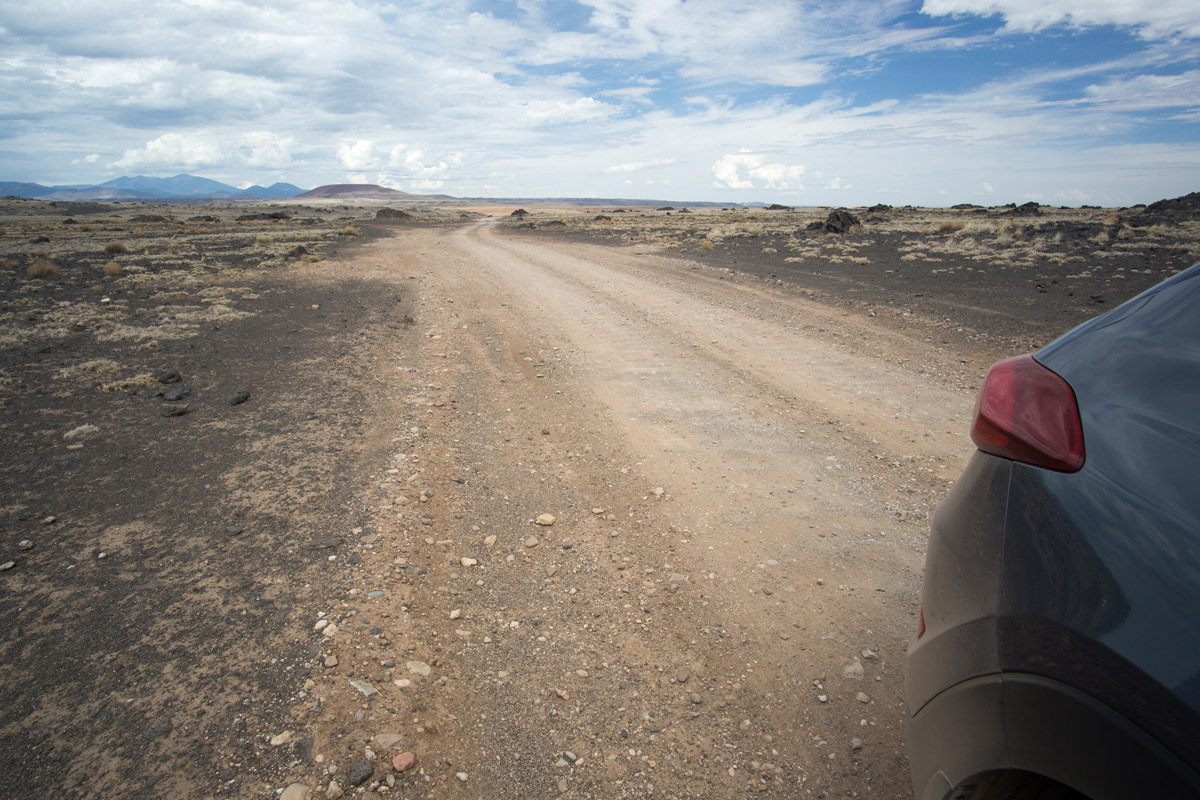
[393,752,416,772]
[229,389,251,406]
[456,772,468,782]
[535,514,556,526]
[324,655,339,667]
[348,760,373,787]
[524,536,540,548]
[407,660,432,677]
[374,733,404,749]
[460,557,477,567]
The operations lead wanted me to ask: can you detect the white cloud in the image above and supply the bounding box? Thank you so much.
[241,132,294,168]
[112,133,223,170]
[921,0,1200,38]
[337,140,378,171]
[604,158,676,173]
[982,181,994,193]
[712,153,805,191]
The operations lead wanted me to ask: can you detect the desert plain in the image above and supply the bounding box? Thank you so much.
[1,195,1197,799]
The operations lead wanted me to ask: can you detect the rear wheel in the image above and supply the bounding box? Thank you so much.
[958,770,1088,800]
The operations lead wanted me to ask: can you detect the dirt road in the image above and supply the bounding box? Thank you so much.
[282,219,992,799]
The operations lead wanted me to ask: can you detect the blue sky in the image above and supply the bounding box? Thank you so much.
[1,0,1197,205]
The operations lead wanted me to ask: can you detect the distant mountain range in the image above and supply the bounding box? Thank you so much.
[0,174,306,201]
[0,173,759,207]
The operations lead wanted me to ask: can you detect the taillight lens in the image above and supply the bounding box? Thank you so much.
[971,354,1085,473]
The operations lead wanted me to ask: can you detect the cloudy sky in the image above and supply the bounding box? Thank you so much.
[1,0,1198,205]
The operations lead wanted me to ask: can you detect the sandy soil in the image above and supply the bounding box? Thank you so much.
[1,201,1196,799]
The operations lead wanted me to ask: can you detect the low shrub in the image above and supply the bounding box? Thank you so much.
[342,225,360,236]
[103,261,122,276]
[104,242,128,255]
[27,259,58,278]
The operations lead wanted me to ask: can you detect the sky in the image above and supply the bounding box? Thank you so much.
[1,0,1198,206]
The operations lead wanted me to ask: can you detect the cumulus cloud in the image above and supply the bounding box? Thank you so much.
[712,153,806,191]
[112,133,224,170]
[337,140,378,171]
[921,0,1200,38]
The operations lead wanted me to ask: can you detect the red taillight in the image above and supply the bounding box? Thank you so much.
[971,354,1085,473]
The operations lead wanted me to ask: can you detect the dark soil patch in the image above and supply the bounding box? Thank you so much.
[0,207,419,798]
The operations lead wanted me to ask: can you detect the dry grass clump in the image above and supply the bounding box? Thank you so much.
[0,257,17,269]
[342,225,360,236]
[101,373,158,393]
[103,261,122,276]
[55,359,122,381]
[701,240,714,251]
[104,242,128,255]
[255,235,274,245]
[938,221,967,233]
[27,259,58,278]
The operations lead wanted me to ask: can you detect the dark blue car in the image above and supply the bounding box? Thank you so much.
[905,263,1200,799]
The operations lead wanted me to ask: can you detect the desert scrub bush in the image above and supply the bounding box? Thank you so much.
[27,259,58,278]
[308,255,321,262]
[101,373,158,393]
[342,225,360,236]
[103,261,122,276]
[938,221,966,233]
[255,235,274,245]
[104,242,128,255]
[0,257,17,269]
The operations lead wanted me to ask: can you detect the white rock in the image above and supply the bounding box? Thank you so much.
[280,784,310,800]
[460,557,477,567]
[449,609,462,620]
[535,514,556,526]
[270,731,292,746]
[322,623,339,638]
[407,660,432,677]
